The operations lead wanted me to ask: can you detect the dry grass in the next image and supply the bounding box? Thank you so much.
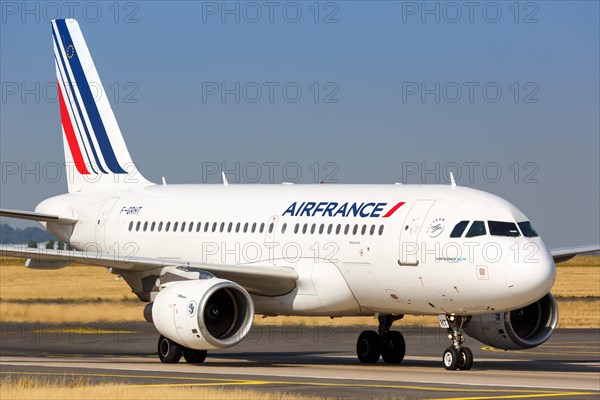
[552,255,600,298]
[1,256,598,327]
[0,302,144,323]
[0,258,138,301]
[0,376,334,400]
[555,299,600,329]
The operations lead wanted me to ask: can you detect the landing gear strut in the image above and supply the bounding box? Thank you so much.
[157,335,208,364]
[356,315,406,364]
[442,315,473,370]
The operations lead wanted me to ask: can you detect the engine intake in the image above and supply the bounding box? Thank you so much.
[463,292,558,350]
[149,278,254,350]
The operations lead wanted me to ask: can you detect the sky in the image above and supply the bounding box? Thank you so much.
[0,1,599,248]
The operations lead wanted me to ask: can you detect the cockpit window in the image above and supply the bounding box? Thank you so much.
[450,221,469,238]
[488,221,521,237]
[518,221,539,238]
[465,221,486,237]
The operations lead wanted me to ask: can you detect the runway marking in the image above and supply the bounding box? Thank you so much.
[29,328,136,334]
[1,370,596,397]
[481,346,600,356]
[429,393,596,400]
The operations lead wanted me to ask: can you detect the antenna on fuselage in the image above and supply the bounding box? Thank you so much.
[450,172,456,189]
[161,177,167,186]
[221,171,229,187]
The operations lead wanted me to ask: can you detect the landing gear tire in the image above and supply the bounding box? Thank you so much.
[183,348,207,364]
[381,331,406,364]
[458,347,473,370]
[443,346,460,370]
[356,330,381,363]
[158,335,182,364]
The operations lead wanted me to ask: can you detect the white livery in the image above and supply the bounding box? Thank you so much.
[1,19,598,370]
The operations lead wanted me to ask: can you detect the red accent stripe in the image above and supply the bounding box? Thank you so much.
[382,201,405,218]
[57,80,89,175]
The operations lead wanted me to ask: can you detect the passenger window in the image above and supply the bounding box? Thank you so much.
[294,223,299,234]
[244,222,249,233]
[143,221,148,232]
[518,221,539,238]
[379,225,384,235]
[465,221,486,237]
[212,222,217,232]
[188,222,193,232]
[281,223,287,234]
[319,224,324,234]
[151,222,156,232]
[259,223,265,233]
[336,224,342,235]
[450,221,469,238]
[173,222,179,232]
[310,224,316,234]
[302,223,308,234]
[489,221,520,237]
[196,222,202,232]
[235,222,241,233]
[353,224,359,235]
[251,223,257,233]
[228,222,233,233]
[220,222,225,232]
[158,222,163,232]
[204,222,210,233]
[165,222,171,232]
[128,221,133,231]
[136,221,141,231]
[181,222,186,232]
[344,224,350,235]
[268,223,274,234]
[370,225,375,235]
[327,224,333,234]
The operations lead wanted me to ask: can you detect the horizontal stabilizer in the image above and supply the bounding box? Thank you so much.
[0,209,77,225]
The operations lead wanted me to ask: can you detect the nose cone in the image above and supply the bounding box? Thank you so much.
[506,242,555,305]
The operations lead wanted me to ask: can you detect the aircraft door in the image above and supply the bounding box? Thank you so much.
[95,197,119,252]
[398,199,435,266]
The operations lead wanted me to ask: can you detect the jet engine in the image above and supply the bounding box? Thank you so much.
[463,292,558,350]
[145,278,254,350]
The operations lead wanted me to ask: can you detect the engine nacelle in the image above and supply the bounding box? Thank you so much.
[463,292,558,350]
[149,278,254,350]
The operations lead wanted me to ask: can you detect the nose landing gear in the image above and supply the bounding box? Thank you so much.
[356,315,406,364]
[442,315,473,370]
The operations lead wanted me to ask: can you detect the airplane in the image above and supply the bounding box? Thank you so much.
[1,18,598,370]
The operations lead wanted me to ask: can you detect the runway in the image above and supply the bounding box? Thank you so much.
[1,322,598,399]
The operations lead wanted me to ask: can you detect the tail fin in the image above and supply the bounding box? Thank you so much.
[51,19,151,193]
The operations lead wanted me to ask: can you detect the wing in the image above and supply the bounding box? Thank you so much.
[0,209,77,225]
[0,245,298,296]
[550,245,600,263]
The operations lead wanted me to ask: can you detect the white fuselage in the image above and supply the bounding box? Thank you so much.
[37,183,555,317]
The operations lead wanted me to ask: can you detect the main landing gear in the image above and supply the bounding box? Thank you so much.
[157,335,207,364]
[442,315,473,371]
[356,315,406,364]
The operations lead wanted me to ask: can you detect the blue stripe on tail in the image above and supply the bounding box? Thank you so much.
[52,26,102,174]
[55,19,126,174]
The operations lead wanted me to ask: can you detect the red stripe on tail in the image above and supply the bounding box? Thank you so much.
[57,80,89,175]
[382,201,405,218]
